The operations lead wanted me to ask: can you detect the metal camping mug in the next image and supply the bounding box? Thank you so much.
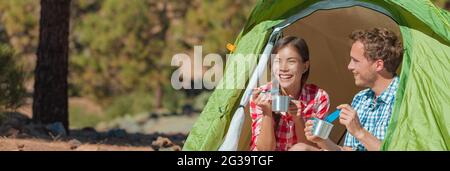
[272,95,290,112]
[311,118,334,139]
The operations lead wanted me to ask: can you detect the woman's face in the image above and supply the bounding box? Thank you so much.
[272,46,309,91]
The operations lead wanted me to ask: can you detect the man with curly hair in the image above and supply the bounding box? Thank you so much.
[290,28,404,151]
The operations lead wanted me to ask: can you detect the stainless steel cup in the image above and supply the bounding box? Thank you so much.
[272,95,290,112]
[311,118,334,139]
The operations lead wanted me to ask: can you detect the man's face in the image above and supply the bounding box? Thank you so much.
[348,41,377,88]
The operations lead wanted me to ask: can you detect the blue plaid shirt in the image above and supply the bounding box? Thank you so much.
[343,76,399,151]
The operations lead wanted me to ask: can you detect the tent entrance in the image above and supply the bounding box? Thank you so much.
[236,6,401,150]
[282,6,401,145]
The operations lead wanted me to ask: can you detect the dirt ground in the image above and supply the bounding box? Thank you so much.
[0,138,153,151]
[0,110,191,151]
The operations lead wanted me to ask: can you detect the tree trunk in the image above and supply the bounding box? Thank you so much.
[32,0,71,132]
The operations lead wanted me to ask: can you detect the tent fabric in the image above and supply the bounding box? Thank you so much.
[218,28,280,151]
[183,0,450,151]
[182,20,282,151]
[382,28,450,150]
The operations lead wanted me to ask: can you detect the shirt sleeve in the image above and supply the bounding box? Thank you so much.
[249,96,264,150]
[250,99,263,133]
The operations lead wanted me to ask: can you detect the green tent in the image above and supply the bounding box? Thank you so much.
[183,0,450,151]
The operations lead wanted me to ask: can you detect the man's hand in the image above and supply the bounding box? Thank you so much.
[304,119,325,144]
[337,104,364,139]
[303,118,345,151]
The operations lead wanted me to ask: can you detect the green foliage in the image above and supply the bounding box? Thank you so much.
[162,86,187,114]
[0,0,39,71]
[180,0,255,54]
[0,0,257,120]
[70,1,170,101]
[0,111,5,123]
[68,0,255,106]
[0,44,26,110]
[105,91,155,119]
[69,106,104,128]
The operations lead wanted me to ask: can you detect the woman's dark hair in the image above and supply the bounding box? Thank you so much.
[271,36,310,88]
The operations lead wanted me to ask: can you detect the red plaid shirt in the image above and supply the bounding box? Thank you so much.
[249,83,330,151]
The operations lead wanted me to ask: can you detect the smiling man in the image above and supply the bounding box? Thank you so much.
[290,28,403,151]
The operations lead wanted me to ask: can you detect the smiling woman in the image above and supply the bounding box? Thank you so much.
[249,36,330,151]
[272,36,310,97]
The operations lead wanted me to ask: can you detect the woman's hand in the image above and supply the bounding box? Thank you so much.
[252,89,272,115]
[287,96,301,117]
